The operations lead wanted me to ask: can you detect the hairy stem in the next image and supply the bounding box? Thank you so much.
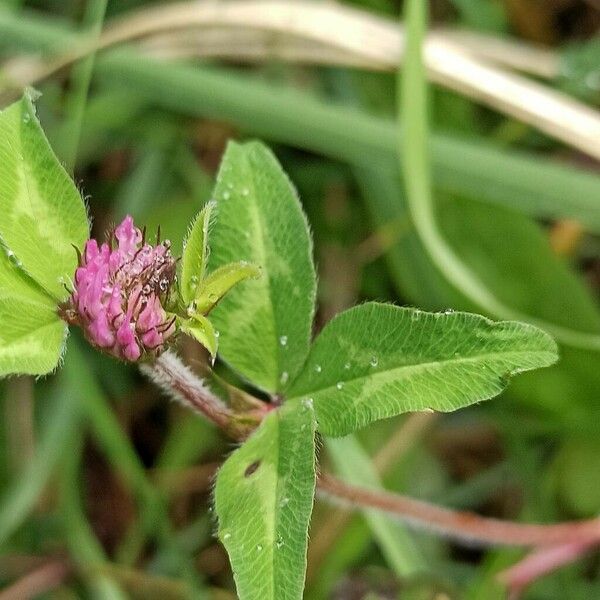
[497,540,599,598]
[317,473,600,547]
[141,351,234,431]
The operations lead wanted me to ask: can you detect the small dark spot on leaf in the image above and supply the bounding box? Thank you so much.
[245,460,261,477]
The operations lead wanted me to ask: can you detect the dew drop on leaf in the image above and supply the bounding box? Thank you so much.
[336,382,344,390]
[279,335,288,346]
[302,398,313,411]
[370,356,379,367]
[276,537,285,549]
[314,364,322,373]
[256,544,263,552]
[344,362,351,370]
[6,250,21,267]
[223,191,231,200]
[241,187,250,197]
[279,496,290,507]
[280,371,289,385]
[223,532,231,540]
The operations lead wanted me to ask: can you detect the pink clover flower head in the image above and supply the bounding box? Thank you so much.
[66,215,177,361]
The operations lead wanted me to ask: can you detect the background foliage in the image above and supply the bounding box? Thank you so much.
[0,0,599,598]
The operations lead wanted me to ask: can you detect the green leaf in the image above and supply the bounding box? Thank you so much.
[214,402,316,600]
[194,261,261,315]
[180,314,218,358]
[0,242,54,306]
[0,92,89,300]
[0,296,66,376]
[208,141,316,393]
[289,303,558,437]
[0,247,66,376]
[180,200,215,306]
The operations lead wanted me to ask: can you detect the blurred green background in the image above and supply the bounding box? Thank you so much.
[1,0,600,598]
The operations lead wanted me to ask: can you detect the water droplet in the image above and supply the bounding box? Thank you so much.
[242,187,250,197]
[256,544,263,551]
[336,382,344,390]
[411,310,421,321]
[370,356,378,367]
[344,362,351,370]
[279,335,288,346]
[279,497,290,507]
[208,293,219,303]
[302,398,314,411]
[190,275,199,284]
[280,371,289,385]
[276,537,285,549]
[6,250,21,267]
[444,308,454,315]
[22,113,30,124]
[223,532,231,540]
[314,364,322,373]
[223,191,231,200]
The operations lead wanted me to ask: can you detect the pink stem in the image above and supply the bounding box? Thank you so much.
[318,473,600,547]
[498,540,599,599]
[141,351,234,431]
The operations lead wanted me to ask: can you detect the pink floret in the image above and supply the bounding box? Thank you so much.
[67,215,176,362]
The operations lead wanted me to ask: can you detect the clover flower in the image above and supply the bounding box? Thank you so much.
[62,215,177,361]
